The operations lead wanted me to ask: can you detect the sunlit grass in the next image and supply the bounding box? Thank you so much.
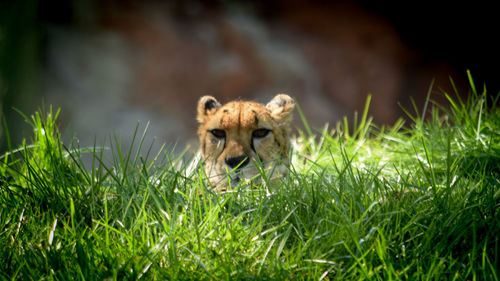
[1,75,499,280]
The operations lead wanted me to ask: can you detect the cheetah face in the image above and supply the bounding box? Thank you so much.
[196,94,295,188]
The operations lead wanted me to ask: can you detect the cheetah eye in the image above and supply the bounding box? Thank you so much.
[252,128,271,139]
[209,129,226,139]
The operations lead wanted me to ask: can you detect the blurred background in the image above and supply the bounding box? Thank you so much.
[1,0,498,152]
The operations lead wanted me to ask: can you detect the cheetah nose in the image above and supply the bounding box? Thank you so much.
[225,155,250,170]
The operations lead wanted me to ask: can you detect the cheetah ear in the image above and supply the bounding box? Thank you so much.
[266,94,295,123]
[197,95,221,123]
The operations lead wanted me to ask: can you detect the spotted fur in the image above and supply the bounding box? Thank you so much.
[197,94,295,188]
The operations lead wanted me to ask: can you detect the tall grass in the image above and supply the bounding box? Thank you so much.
[1,77,499,280]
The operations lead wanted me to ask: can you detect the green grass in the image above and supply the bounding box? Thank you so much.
[1,76,499,280]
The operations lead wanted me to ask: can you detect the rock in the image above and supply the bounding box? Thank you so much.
[42,1,462,150]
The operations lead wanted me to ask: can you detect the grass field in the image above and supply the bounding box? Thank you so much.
[1,75,499,280]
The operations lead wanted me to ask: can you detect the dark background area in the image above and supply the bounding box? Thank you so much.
[1,0,498,152]
[360,1,498,92]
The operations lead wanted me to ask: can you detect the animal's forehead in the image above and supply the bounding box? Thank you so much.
[210,101,272,130]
